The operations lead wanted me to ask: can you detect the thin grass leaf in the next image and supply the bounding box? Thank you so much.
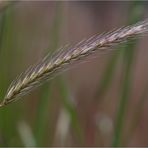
[94,49,120,100]
[34,2,63,146]
[112,1,145,147]
[57,77,84,145]
[1,19,148,107]
[0,5,21,146]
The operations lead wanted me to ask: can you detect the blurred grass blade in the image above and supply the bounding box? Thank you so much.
[18,121,36,147]
[57,77,84,145]
[34,2,63,146]
[54,108,71,146]
[34,2,82,146]
[112,1,145,147]
[0,10,6,53]
[0,1,18,15]
[0,5,20,146]
[95,50,120,100]
[112,41,136,146]
[123,80,148,146]
[94,44,121,146]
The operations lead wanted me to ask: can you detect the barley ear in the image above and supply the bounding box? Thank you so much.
[0,19,148,107]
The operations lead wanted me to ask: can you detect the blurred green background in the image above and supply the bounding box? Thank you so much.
[0,1,148,147]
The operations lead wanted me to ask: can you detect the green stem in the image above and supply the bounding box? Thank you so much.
[112,2,144,147]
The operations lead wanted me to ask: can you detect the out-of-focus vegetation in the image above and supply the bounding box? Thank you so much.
[0,1,148,147]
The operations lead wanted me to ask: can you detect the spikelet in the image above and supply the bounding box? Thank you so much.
[0,20,148,107]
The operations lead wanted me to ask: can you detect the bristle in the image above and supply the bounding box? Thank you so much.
[0,19,148,107]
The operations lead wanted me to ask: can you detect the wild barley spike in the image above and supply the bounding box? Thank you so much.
[0,20,148,107]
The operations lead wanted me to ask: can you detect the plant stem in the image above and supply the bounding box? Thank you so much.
[112,1,144,147]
